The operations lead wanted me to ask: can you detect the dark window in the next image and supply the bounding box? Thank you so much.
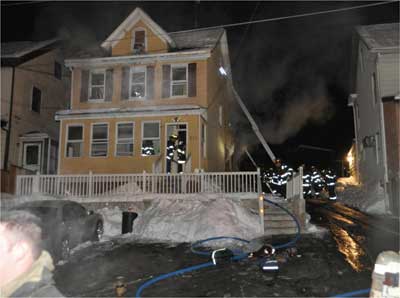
[31,87,41,113]
[54,62,62,80]
[133,30,146,53]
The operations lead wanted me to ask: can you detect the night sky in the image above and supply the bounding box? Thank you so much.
[2,1,399,171]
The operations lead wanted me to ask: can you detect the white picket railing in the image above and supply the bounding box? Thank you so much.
[16,170,261,197]
[286,166,304,200]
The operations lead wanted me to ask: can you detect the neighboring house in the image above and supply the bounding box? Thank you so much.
[1,39,69,193]
[348,23,400,215]
[56,8,234,175]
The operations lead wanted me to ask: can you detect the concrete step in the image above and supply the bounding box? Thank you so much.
[264,207,294,215]
[264,213,293,221]
[264,227,299,235]
[264,220,298,228]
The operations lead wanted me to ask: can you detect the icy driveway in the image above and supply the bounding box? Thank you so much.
[54,234,371,297]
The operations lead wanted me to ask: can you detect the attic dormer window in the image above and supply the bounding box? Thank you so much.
[132,29,146,54]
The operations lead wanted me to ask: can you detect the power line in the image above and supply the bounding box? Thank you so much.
[1,1,50,7]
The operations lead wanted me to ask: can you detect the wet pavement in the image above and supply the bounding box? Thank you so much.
[54,200,399,297]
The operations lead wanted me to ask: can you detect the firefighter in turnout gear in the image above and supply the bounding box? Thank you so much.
[166,134,178,173]
[302,167,312,199]
[270,159,292,198]
[310,166,325,197]
[324,169,337,200]
[176,139,186,172]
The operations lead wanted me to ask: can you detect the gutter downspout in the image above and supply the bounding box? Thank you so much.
[3,67,16,171]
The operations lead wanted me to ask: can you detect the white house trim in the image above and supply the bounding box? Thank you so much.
[65,50,210,68]
[101,7,175,50]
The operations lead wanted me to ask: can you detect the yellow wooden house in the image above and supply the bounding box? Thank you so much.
[56,7,235,174]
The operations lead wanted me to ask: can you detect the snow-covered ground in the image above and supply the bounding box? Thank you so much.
[336,176,388,215]
[98,198,262,243]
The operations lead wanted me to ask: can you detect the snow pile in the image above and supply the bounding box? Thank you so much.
[130,198,261,243]
[336,177,388,215]
[97,206,124,238]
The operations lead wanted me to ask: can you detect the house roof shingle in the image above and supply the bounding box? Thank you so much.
[1,39,59,58]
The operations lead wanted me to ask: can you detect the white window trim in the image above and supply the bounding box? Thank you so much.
[128,66,147,100]
[170,64,188,98]
[132,27,147,52]
[90,123,109,158]
[141,120,161,156]
[88,69,106,102]
[65,124,84,158]
[31,85,41,113]
[115,121,135,157]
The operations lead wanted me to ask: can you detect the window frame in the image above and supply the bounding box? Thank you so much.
[88,69,106,102]
[128,66,147,100]
[65,124,84,158]
[132,28,147,53]
[90,123,109,158]
[54,61,62,80]
[170,64,188,98]
[115,121,135,157]
[141,121,161,157]
[31,86,42,113]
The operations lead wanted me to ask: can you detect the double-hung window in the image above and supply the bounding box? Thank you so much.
[129,67,146,99]
[171,64,188,97]
[31,86,41,113]
[116,122,134,156]
[91,123,108,157]
[89,70,105,101]
[66,125,83,157]
[141,122,160,156]
[132,29,146,53]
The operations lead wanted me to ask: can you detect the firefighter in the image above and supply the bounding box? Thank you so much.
[324,169,337,200]
[310,166,325,198]
[176,139,186,172]
[271,159,292,198]
[142,140,155,156]
[166,134,178,173]
[302,167,312,199]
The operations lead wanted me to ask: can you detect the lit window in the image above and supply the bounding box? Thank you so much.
[89,70,105,100]
[91,123,108,157]
[31,86,41,113]
[133,29,146,53]
[66,125,83,158]
[116,123,134,156]
[171,65,187,97]
[129,67,146,99]
[141,122,160,156]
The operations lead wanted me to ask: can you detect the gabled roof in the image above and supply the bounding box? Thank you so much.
[356,23,399,52]
[1,38,60,66]
[101,7,175,50]
[170,28,224,50]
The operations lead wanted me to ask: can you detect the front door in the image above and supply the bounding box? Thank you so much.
[23,143,41,172]
[165,124,187,173]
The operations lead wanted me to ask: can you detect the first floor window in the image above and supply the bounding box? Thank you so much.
[66,125,83,157]
[171,65,187,97]
[116,122,134,156]
[142,122,160,156]
[91,123,108,157]
[89,70,105,100]
[31,86,41,113]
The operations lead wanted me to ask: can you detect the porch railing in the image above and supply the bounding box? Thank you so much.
[286,166,303,200]
[16,170,261,197]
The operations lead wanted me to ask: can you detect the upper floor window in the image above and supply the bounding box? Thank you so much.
[171,65,188,97]
[91,123,108,157]
[218,105,223,127]
[31,86,41,113]
[54,61,62,80]
[129,66,146,99]
[132,29,146,54]
[116,122,134,156]
[141,122,160,156]
[66,125,83,158]
[89,70,105,101]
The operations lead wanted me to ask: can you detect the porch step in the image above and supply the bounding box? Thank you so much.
[264,227,299,235]
[264,219,298,228]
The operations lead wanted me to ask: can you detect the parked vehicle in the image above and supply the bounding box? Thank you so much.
[13,200,103,261]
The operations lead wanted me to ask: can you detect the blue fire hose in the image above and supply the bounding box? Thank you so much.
[332,288,371,297]
[135,196,301,297]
